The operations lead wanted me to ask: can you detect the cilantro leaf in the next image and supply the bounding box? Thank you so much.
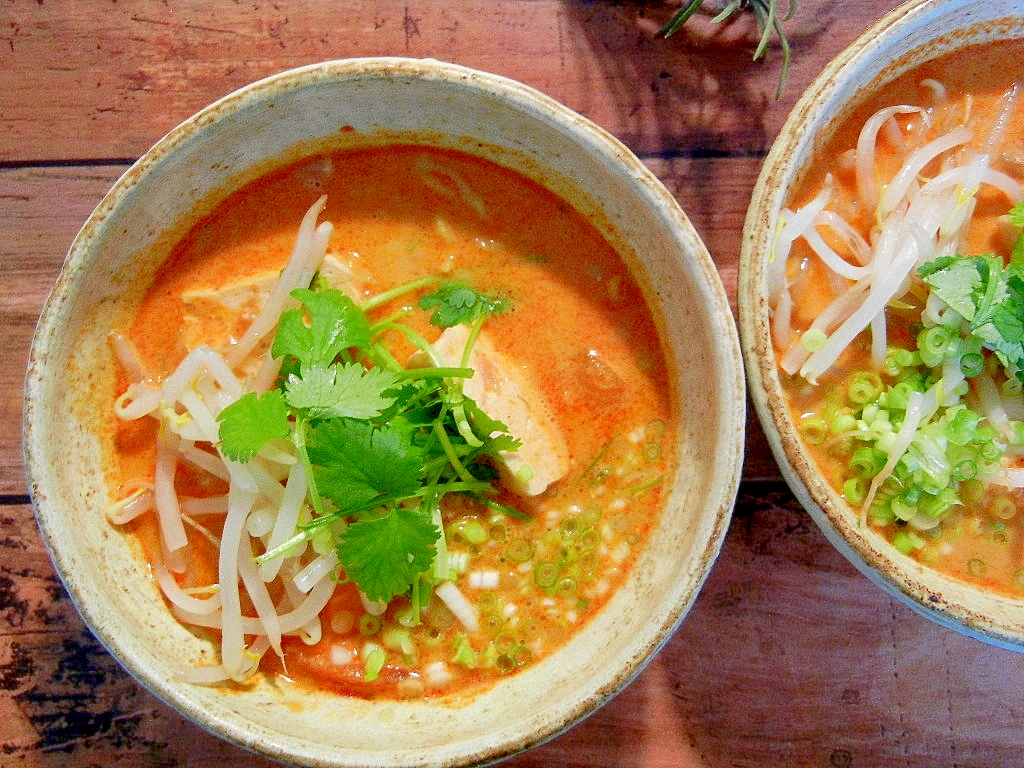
[284,362,399,420]
[418,282,508,328]
[1010,200,1024,266]
[1009,199,1024,228]
[461,396,520,452]
[217,390,291,462]
[918,255,982,321]
[920,253,1024,382]
[336,506,438,603]
[307,419,424,512]
[272,288,371,367]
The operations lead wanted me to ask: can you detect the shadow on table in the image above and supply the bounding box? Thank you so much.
[553,1,836,159]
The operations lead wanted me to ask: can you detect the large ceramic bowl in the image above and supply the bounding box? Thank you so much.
[24,59,745,766]
[741,0,1024,649]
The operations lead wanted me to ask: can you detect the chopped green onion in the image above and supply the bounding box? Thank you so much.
[959,352,984,377]
[534,561,560,588]
[359,614,382,636]
[800,328,828,352]
[505,539,534,563]
[918,326,953,367]
[892,530,924,554]
[967,558,988,578]
[462,520,488,545]
[848,371,882,404]
[799,416,829,445]
[451,634,477,668]
[988,495,1017,521]
[363,644,386,681]
[843,477,868,505]
[849,446,886,479]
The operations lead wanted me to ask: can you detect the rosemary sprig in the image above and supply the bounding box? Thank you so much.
[658,0,798,98]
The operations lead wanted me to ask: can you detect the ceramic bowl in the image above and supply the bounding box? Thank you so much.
[24,58,745,766]
[740,0,1024,649]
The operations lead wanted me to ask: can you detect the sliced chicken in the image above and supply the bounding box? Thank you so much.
[412,325,569,496]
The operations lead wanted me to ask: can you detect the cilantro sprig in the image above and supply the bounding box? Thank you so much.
[217,280,515,604]
[918,200,1024,384]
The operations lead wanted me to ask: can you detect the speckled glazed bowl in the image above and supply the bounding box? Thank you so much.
[24,59,744,766]
[741,0,1024,649]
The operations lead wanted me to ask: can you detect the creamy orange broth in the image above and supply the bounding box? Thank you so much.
[110,145,674,698]
[779,40,1024,595]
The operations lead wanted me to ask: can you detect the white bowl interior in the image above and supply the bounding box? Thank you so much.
[740,0,1024,650]
[25,58,745,766]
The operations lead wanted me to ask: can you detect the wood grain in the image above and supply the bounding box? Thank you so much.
[0,0,897,162]
[5,0,1024,766]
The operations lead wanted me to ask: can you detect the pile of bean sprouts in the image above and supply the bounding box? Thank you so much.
[768,80,1024,508]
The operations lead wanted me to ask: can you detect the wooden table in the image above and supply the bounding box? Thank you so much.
[4,2,1024,766]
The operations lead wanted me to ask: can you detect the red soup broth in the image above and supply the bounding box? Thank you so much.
[106,145,675,699]
[778,39,1024,595]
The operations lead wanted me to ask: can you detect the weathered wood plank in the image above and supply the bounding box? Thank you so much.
[21,2,1023,763]
[1,164,126,494]
[0,0,898,163]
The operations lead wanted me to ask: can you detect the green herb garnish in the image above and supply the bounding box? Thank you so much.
[918,200,1024,384]
[658,0,797,98]
[217,280,517,604]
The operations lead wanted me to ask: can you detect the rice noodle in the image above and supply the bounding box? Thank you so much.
[259,461,309,583]
[155,562,222,615]
[106,197,351,683]
[154,430,189,558]
[414,157,487,218]
[181,494,230,517]
[172,575,335,637]
[860,386,939,524]
[815,210,872,266]
[434,580,480,632]
[801,220,872,281]
[279,563,324,645]
[237,534,284,660]
[179,441,231,481]
[107,481,154,524]
[855,105,922,211]
[293,550,339,594]
[779,280,870,375]
[218,464,258,680]
[877,124,972,218]
[226,195,332,367]
[108,330,148,382]
[114,383,162,420]
[163,345,243,405]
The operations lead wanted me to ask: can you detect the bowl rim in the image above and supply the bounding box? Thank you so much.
[24,56,746,766]
[739,0,1024,650]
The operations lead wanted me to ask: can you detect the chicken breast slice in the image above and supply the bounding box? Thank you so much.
[412,325,569,496]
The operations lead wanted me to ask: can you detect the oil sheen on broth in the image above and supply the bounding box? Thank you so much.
[775,39,1024,595]
[107,145,674,699]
